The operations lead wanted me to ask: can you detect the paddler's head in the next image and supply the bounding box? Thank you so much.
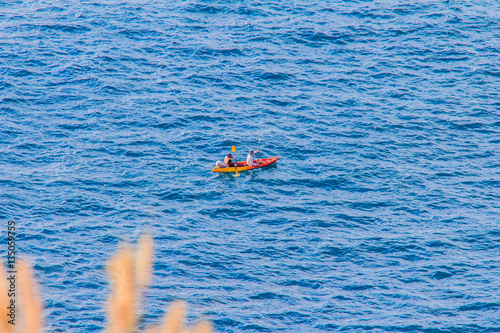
[227,153,233,158]
[249,150,255,156]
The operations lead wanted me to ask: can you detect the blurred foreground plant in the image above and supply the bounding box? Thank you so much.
[0,260,43,333]
[0,235,213,333]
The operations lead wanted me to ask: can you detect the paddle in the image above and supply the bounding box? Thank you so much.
[257,136,261,166]
[231,145,239,177]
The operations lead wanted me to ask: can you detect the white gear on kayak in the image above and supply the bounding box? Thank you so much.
[216,161,227,168]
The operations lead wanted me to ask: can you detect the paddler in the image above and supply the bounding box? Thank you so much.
[246,149,260,166]
[224,153,243,167]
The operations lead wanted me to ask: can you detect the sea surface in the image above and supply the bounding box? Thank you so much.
[1,1,500,332]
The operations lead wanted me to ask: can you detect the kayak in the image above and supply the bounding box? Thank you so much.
[211,157,279,173]
[212,156,279,173]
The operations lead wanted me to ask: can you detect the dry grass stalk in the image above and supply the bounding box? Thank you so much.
[106,245,137,333]
[136,234,154,288]
[160,300,186,333]
[189,320,213,333]
[18,260,44,333]
[0,265,13,333]
[106,236,214,333]
[143,300,213,333]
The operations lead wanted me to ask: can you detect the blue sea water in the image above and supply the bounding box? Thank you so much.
[1,0,500,331]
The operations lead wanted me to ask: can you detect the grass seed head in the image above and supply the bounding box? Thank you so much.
[107,245,137,333]
[18,260,44,333]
